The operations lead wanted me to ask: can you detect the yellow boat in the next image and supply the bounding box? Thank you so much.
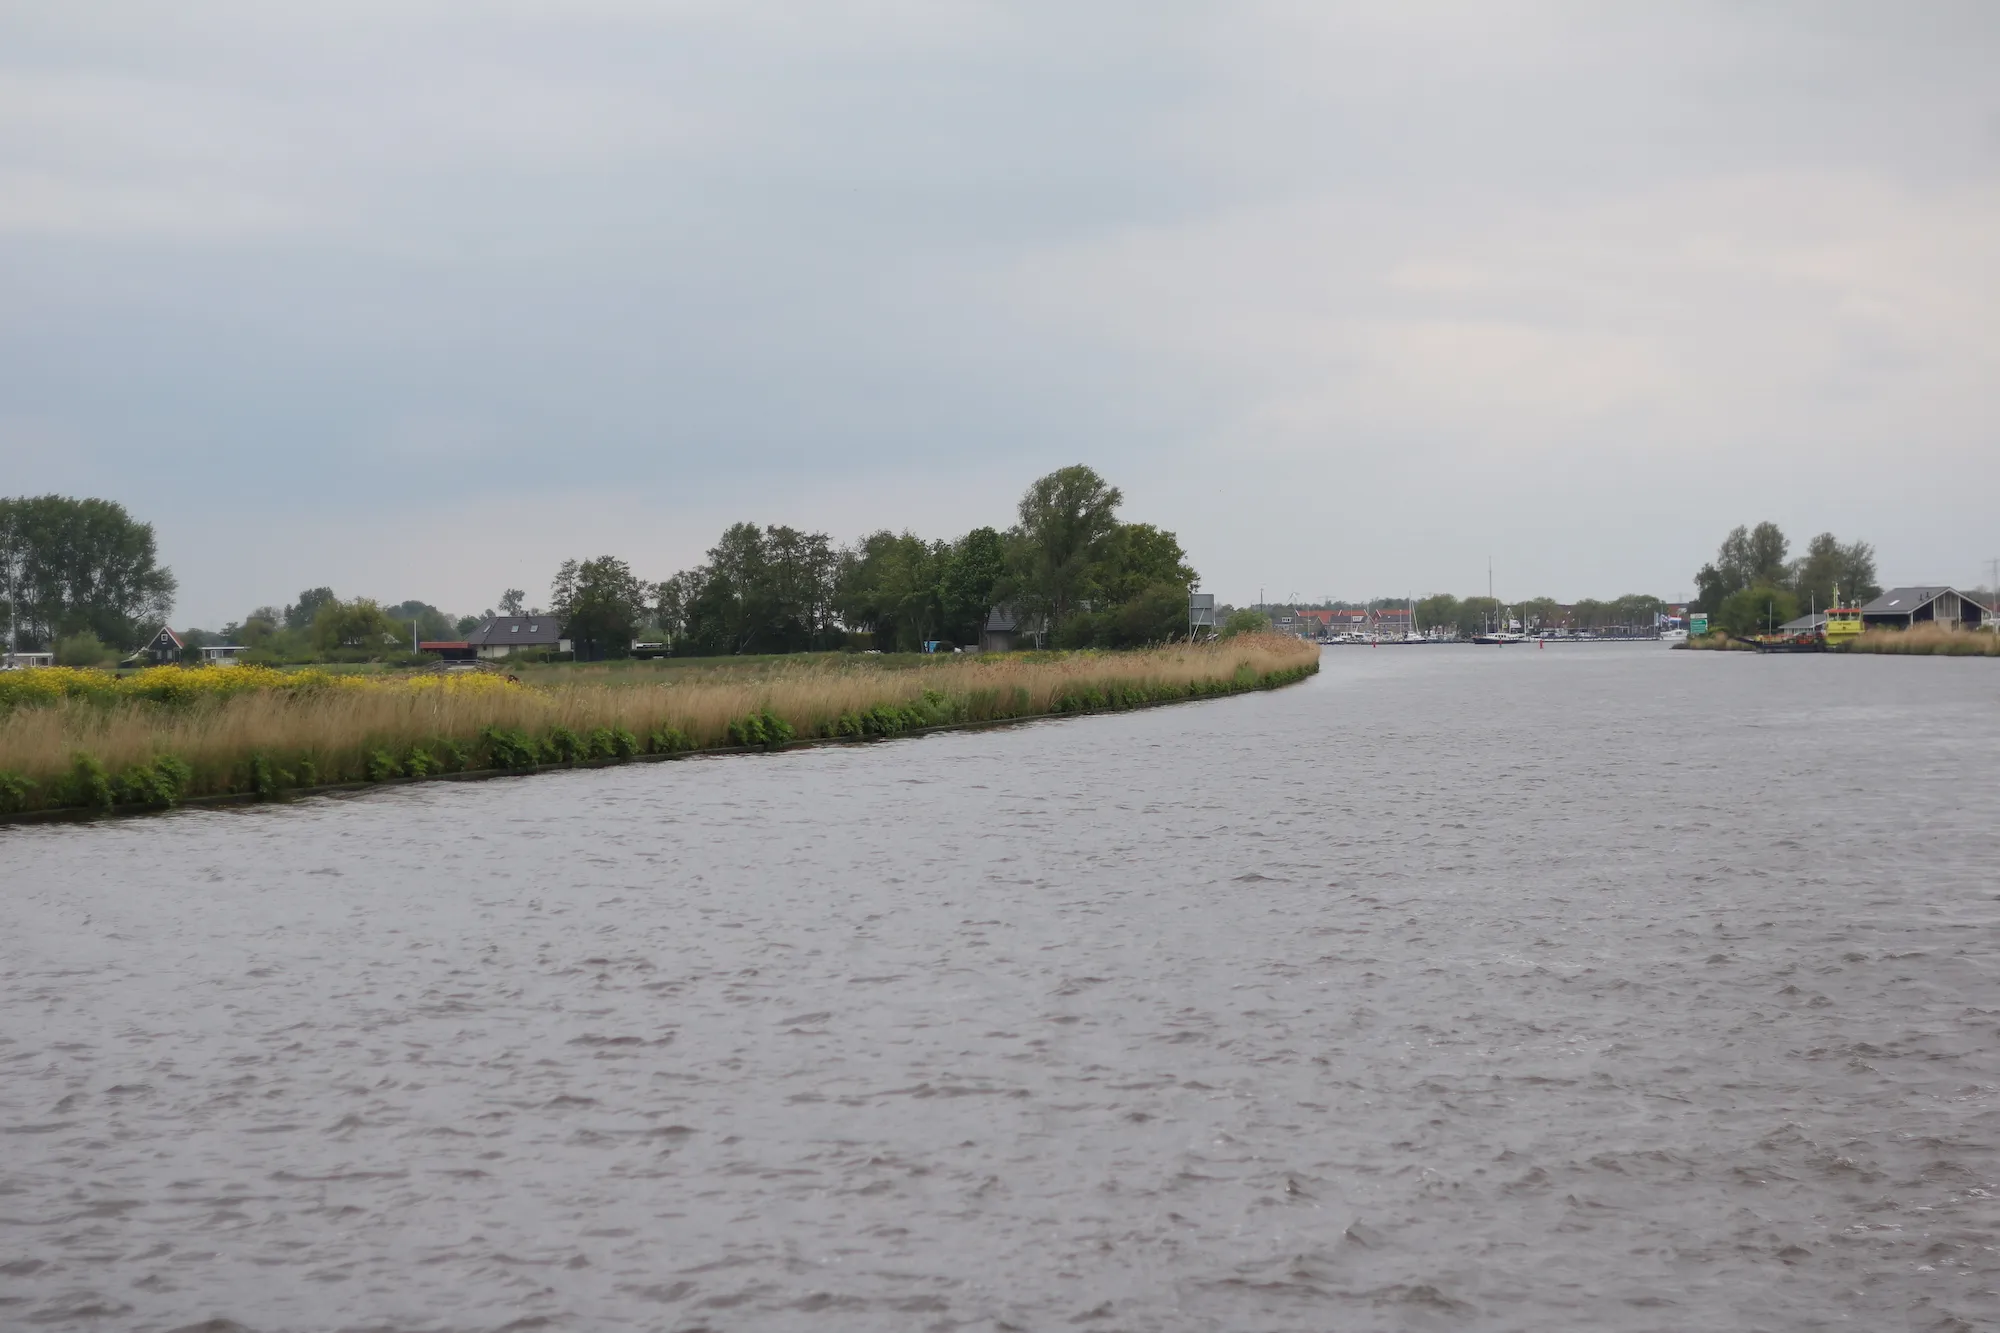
[1823,603,1862,647]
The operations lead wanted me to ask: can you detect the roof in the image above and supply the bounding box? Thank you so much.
[1780,612,1828,632]
[418,641,471,651]
[983,607,1018,633]
[149,626,184,648]
[463,616,565,646]
[1861,586,1991,615]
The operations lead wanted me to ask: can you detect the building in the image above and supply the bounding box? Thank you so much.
[463,616,572,659]
[1325,609,1369,636]
[139,626,184,664]
[1860,586,1992,631]
[419,640,477,661]
[1,651,55,669]
[1779,612,1828,634]
[981,606,1034,653]
[198,644,246,665]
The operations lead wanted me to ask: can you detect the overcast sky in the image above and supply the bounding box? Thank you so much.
[4,1,1996,624]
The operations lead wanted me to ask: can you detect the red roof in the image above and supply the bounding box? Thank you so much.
[419,641,471,651]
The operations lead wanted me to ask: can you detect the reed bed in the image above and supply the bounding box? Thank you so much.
[0,636,1318,817]
[1843,625,2000,655]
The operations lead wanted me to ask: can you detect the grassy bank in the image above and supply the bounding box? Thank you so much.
[0,636,1318,819]
[1679,626,2000,655]
[1842,625,2000,656]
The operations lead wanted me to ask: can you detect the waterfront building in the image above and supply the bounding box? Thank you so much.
[1859,587,1993,632]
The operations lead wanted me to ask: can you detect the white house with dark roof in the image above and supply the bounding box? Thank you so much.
[1860,586,1992,631]
[463,615,571,659]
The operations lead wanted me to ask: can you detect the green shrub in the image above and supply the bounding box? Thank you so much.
[481,726,541,768]
[64,752,115,810]
[403,746,436,778]
[295,756,319,788]
[727,709,796,749]
[586,726,617,760]
[647,726,694,755]
[0,771,38,814]
[609,726,639,758]
[116,754,194,808]
[433,739,469,772]
[545,726,584,763]
[364,749,402,782]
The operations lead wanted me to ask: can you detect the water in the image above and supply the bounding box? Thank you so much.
[5,644,2000,1332]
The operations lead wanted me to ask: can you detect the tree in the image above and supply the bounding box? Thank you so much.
[310,598,402,652]
[1716,584,1799,637]
[285,587,337,631]
[498,588,526,616]
[1791,532,1880,611]
[1003,465,1122,636]
[454,615,483,636]
[385,600,456,643]
[1220,608,1270,638]
[1415,594,1462,634]
[937,527,1007,645]
[551,556,647,660]
[0,495,177,650]
[1694,522,1788,612]
[837,530,946,652]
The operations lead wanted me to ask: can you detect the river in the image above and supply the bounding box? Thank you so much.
[5,644,1999,1331]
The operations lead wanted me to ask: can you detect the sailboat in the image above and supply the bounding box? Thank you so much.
[1402,595,1425,643]
[1472,562,1525,644]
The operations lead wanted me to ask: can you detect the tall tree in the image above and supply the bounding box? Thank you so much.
[837,530,946,651]
[1791,532,1881,611]
[1003,465,1122,636]
[285,587,337,631]
[937,526,1008,644]
[551,556,647,660]
[0,495,177,650]
[498,588,526,616]
[1695,521,1788,612]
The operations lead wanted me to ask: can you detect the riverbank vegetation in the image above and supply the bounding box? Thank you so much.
[0,636,1318,818]
[5,465,1202,666]
[1691,521,1882,634]
[1842,625,2000,656]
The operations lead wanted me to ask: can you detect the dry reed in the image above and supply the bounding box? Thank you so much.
[1843,624,2000,656]
[0,636,1318,815]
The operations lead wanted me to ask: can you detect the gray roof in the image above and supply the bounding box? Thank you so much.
[1861,586,1990,615]
[1780,612,1827,632]
[464,615,565,646]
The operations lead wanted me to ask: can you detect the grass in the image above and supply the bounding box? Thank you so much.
[1842,625,2000,656]
[0,636,1319,818]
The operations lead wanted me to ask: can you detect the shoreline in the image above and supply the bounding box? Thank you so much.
[0,643,1317,827]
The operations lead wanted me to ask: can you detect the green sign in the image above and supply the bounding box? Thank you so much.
[1690,612,1709,635]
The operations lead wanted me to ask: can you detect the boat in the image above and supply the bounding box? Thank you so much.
[1659,627,1688,644]
[1402,595,1425,643]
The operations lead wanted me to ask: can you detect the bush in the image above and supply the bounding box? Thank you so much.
[403,746,436,778]
[116,755,193,808]
[64,753,115,810]
[481,726,541,768]
[1716,583,1800,637]
[545,726,584,763]
[647,726,694,755]
[727,709,796,749]
[1220,609,1270,639]
[365,749,402,782]
[55,630,118,668]
[0,771,38,814]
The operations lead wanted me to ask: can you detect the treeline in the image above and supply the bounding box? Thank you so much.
[1691,522,1879,635]
[1408,593,1665,637]
[556,465,1198,656]
[0,496,176,661]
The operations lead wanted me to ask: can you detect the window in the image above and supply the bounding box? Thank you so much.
[510,625,519,634]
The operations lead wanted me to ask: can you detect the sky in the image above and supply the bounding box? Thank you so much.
[3,1,1997,625]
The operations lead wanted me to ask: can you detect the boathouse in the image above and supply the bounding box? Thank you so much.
[1859,587,1992,631]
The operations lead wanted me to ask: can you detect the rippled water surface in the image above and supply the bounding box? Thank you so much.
[6,645,2000,1331]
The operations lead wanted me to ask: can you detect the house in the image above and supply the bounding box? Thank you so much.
[1293,608,1334,636]
[1326,609,1369,636]
[419,640,476,661]
[1779,612,1828,634]
[1372,607,1413,633]
[981,606,1034,653]
[463,616,572,659]
[139,626,184,664]
[1,651,55,669]
[198,644,246,665]
[1859,586,1992,631]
